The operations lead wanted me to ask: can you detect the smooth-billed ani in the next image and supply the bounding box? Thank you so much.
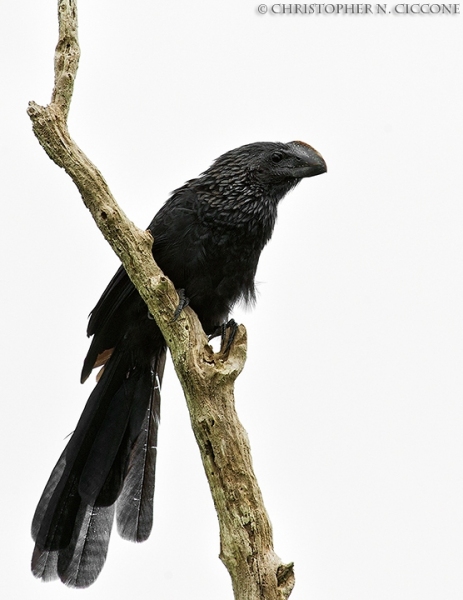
[31,140,327,587]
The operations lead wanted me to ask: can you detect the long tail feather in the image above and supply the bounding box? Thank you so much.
[31,546,59,582]
[57,503,115,588]
[117,352,166,541]
[31,449,67,541]
[32,346,165,587]
[33,350,127,553]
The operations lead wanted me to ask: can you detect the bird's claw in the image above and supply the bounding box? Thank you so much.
[173,289,190,321]
[209,319,238,354]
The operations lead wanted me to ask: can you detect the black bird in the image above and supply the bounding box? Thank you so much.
[31,140,326,587]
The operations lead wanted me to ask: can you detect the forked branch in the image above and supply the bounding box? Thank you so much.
[27,2,294,598]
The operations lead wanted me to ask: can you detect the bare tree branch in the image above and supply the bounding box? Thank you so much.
[28,2,295,598]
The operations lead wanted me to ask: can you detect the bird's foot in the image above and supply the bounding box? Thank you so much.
[209,319,238,354]
[173,289,190,321]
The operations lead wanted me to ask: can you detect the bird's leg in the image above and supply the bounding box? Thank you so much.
[221,319,239,354]
[148,289,189,321]
[209,319,239,354]
[173,288,190,321]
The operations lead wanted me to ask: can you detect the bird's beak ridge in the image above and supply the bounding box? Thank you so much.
[288,140,327,178]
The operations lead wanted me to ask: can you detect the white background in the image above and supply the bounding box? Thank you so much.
[1,1,462,598]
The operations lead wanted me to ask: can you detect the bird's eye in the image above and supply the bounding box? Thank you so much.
[271,152,284,163]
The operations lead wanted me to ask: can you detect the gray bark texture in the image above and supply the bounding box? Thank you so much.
[27,2,295,598]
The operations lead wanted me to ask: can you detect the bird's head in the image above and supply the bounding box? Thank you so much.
[249,140,327,185]
[203,140,326,193]
[192,140,326,207]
